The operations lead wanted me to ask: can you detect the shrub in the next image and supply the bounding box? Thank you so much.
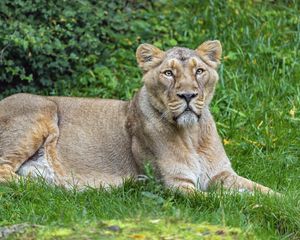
[0,0,155,99]
[0,0,298,103]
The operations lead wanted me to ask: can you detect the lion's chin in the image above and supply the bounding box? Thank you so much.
[176,111,199,127]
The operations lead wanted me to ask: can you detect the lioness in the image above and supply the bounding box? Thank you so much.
[0,40,275,194]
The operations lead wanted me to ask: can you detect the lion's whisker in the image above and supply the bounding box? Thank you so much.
[169,105,184,111]
[168,102,181,107]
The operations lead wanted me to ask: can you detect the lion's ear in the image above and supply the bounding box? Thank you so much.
[196,40,222,68]
[136,44,165,72]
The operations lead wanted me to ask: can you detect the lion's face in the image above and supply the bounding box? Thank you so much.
[136,41,222,127]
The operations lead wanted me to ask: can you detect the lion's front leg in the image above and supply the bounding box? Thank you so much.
[158,160,207,194]
[163,175,197,193]
[196,110,278,195]
[209,171,276,195]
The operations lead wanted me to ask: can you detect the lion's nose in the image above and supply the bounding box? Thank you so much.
[177,92,198,103]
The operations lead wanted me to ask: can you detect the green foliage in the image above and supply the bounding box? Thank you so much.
[1,0,298,101]
[0,0,153,98]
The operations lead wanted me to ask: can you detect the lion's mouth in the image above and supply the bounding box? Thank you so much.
[173,107,200,122]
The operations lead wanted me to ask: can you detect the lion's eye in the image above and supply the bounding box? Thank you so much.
[164,70,173,77]
[196,68,204,75]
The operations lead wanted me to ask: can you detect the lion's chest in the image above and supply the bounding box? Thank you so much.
[132,131,214,190]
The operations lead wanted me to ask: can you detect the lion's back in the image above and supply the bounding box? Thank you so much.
[47,96,137,182]
[1,93,138,187]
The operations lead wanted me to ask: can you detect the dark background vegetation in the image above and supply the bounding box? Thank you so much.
[0,0,299,239]
[1,0,297,101]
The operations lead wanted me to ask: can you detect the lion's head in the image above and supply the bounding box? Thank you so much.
[136,40,222,127]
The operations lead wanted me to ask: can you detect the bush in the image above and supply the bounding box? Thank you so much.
[0,0,155,99]
[0,0,298,102]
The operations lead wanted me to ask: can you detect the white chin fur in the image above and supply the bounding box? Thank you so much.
[176,111,198,127]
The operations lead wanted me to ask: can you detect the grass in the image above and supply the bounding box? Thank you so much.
[0,180,299,239]
[0,0,299,239]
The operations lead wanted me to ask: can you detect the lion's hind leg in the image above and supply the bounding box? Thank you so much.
[0,94,64,183]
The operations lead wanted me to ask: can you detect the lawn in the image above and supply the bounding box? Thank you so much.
[0,0,299,239]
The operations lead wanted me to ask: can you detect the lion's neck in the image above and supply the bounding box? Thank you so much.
[137,86,164,121]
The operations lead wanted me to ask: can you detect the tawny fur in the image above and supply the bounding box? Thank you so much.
[0,40,276,194]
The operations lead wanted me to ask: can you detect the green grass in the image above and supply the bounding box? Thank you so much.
[0,0,299,239]
[6,220,250,239]
[0,180,299,239]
